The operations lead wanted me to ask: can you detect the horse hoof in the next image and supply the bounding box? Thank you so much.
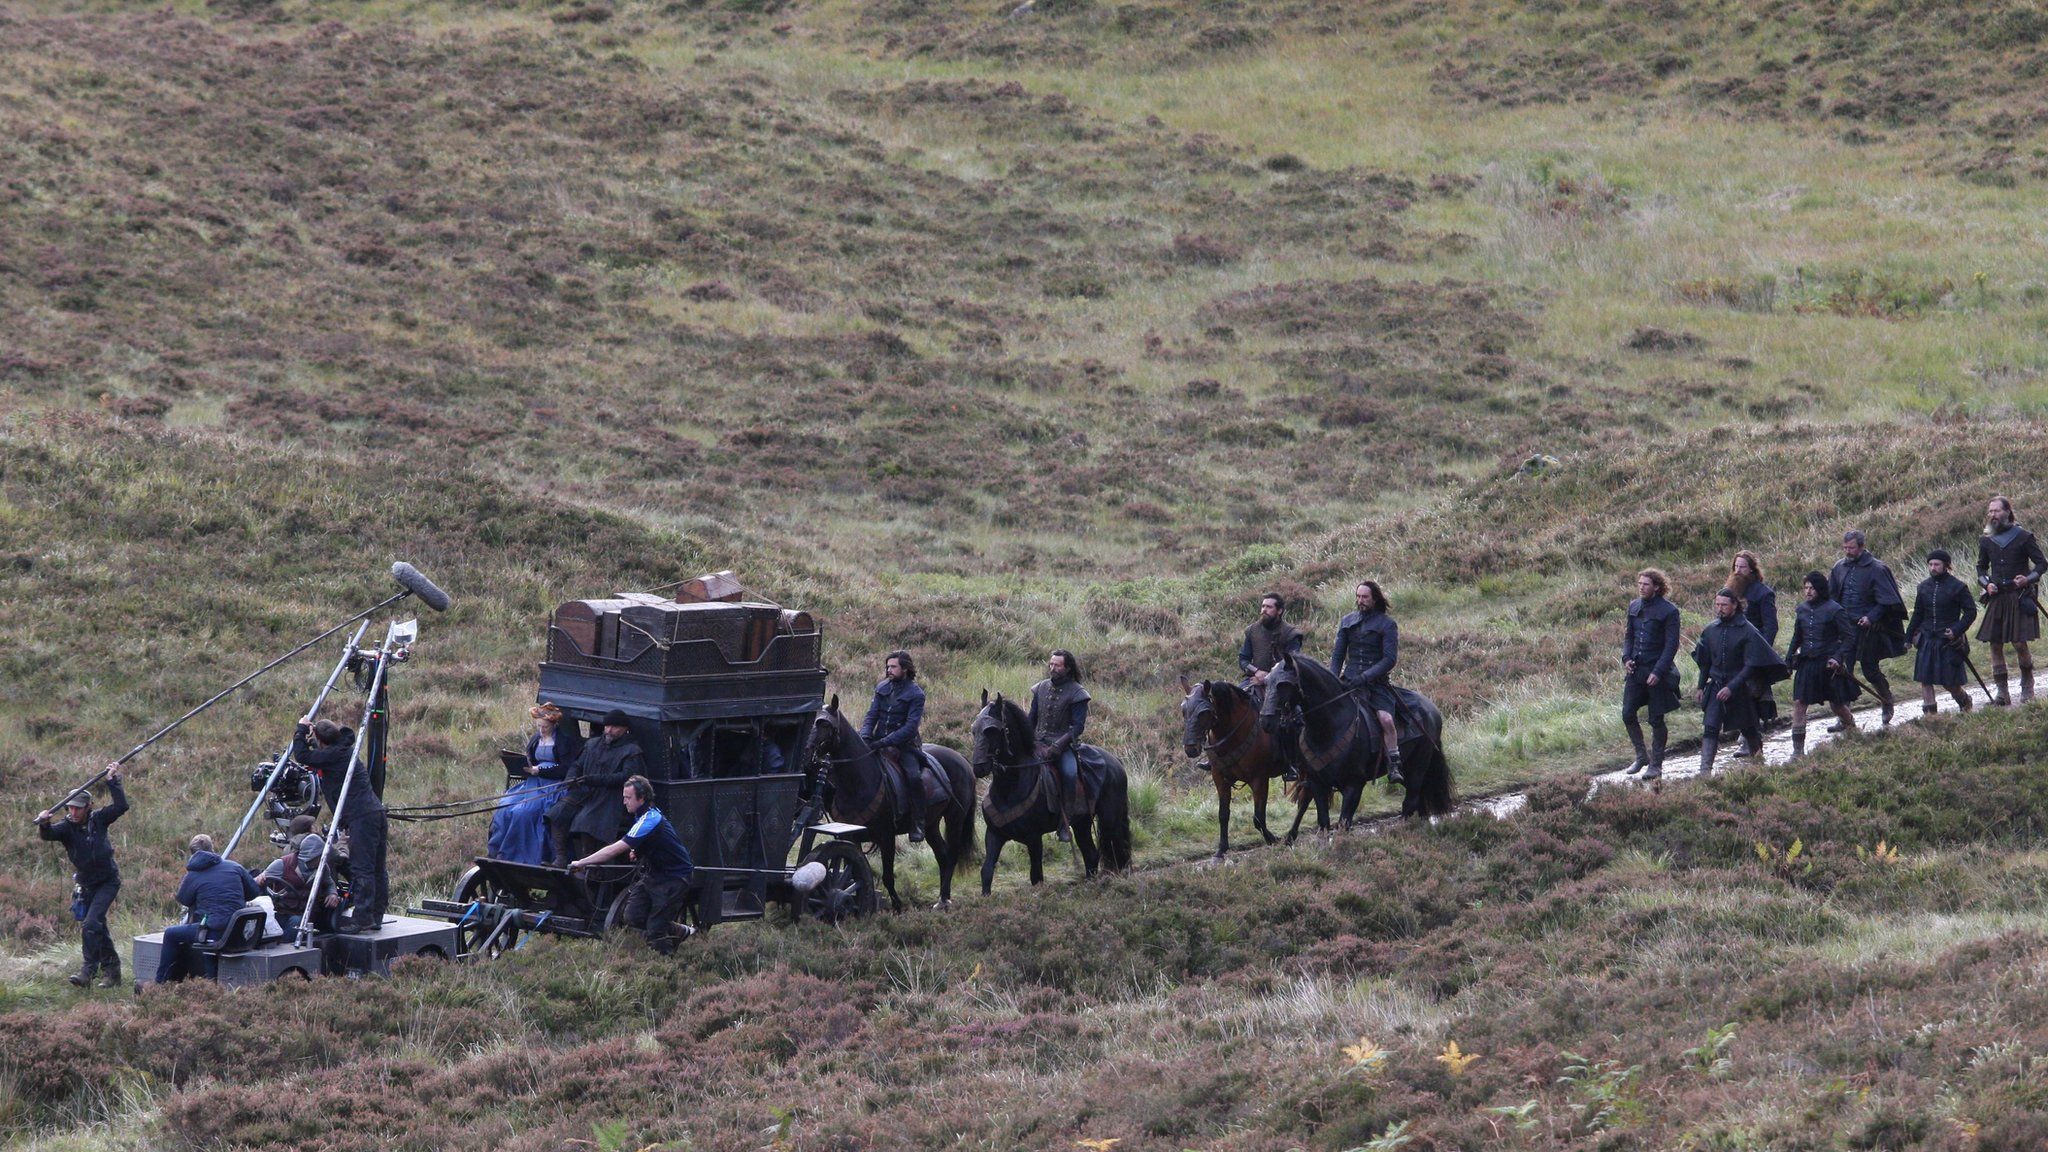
[932,899,950,911]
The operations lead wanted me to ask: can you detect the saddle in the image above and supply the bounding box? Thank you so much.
[1057,745,1111,816]
[878,747,957,823]
[1389,686,1432,746]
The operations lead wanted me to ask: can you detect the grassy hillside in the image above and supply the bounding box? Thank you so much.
[7,0,2048,1146]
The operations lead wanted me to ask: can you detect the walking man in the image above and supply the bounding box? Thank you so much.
[1908,549,1978,715]
[1692,588,1789,774]
[1829,530,1906,726]
[1785,571,1861,756]
[35,764,129,988]
[1622,569,1682,779]
[1728,550,1779,749]
[1975,496,2047,704]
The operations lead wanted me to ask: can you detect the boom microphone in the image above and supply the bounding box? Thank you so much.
[391,562,452,612]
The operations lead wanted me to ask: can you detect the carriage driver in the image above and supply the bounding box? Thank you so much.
[859,650,927,843]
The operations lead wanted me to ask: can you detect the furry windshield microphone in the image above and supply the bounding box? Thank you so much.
[390,562,452,612]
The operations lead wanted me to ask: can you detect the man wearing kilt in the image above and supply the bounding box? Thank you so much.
[1692,588,1789,774]
[1908,550,1978,715]
[1785,571,1860,757]
[1975,496,2047,705]
[1728,550,1779,753]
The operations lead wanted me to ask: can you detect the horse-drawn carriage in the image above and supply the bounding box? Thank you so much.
[413,582,881,958]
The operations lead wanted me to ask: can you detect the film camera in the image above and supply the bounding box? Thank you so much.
[248,756,321,836]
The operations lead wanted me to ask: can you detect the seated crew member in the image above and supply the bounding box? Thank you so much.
[859,650,928,843]
[547,710,646,869]
[35,764,129,988]
[258,815,330,935]
[1332,580,1405,784]
[490,703,584,865]
[155,833,258,984]
[1028,649,1089,844]
[293,716,387,933]
[570,775,695,955]
[1907,549,1978,715]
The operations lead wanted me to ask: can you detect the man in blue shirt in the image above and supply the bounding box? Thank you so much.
[571,775,695,955]
[156,833,260,983]
[860,650,928,843]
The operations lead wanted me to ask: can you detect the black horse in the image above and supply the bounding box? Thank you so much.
[1260,651,1452,840]
[970,691,1133,893]
[809,697,978,910]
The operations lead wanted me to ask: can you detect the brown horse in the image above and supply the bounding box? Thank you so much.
[1179,677,1288,860]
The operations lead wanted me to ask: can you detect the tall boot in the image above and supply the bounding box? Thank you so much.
[1993,666,2011,706]
[904,760,927,844]
[1623,717,1648,775]
[1740,727,1762,759]
[1384,743,1405,786]
[1790,726,1806,758]
[1698,737,1719,777]
[1641,725,1667,780]
[546,821,572,870]
[2022,665,2035,703]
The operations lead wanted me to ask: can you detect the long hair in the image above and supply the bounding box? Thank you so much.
[1729,549,1764,595]
[1050,648,1082,683]
[886,650,917,681]
[1636,568,1670,597]
[1357,580,1389,614]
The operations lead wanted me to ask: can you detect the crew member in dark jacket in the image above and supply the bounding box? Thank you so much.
[1028,649,1090,843]
[1908,549,1979,715]
[1975,496,2048,704]
[1728,550,1780,743]
[572,775,695,955]
[1332,580,1405,783]
[294,716,387,933]
[1691,588,1789,776]
[1621,568,1682,778]
[1785,571,1861,757]
[36,764,129,988]
[156,833,259,983]
[258,815,331,935]
[860,650,928,843]
[1828,530,1905,725]
[547,710,646,868]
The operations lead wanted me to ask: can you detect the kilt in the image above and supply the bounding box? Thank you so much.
[1976,591,2040,644]
[1350,680,1401,718]
[1912,635,1970,688]
[1791,660,1860,707]
[1701,689,1760,735]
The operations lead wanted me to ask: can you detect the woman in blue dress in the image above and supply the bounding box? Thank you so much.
[488,703,585,864]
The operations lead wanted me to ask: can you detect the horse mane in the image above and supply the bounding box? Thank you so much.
[1289,653,1345,700]
[1207,679,1251,710]
[997,695,1031,743]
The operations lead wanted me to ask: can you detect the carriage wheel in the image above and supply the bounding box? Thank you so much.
[452,865,508,906]
[453,911,519,962]
[798,840,878,924]
[601,886,697,940]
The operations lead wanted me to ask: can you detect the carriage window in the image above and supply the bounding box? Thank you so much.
[761,721,805,774]
[666,722,709,781]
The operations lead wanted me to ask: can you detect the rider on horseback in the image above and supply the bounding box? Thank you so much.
[1332,580,1405,785]
[1238,592,1304,780]
[859,650,927,844]
[1028,649,1089,843]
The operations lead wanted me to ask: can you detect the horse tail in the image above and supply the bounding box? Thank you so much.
[1096,761,1134,872]
[937,748,980,875]
[1418,705,1454,817]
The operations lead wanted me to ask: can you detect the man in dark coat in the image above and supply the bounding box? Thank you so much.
[1691,588,1790,776]
[156,833,259,983]
[547,710,646,868]
[1785,571,1861,757]
[572,775,695,955]
[1728,551,1780,748]
[1238,592,1304,700]
[1908,549,1979,715]
[36,764,129,987]
[1975,496,2048,704]
[1028,649,1090,843]
[294,716,387,933]
[860,650,928,843]
[1828,530,1906,725]
[1331,580,1405,784]
[1621,569,1682,778]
